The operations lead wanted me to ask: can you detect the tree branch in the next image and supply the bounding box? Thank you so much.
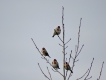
[47,67,52,80]
[51,68,64,77]
[62,6,66,80]
[65,38,71,45]
[84,58,94,80]
[59,43,63,47]
[67,18,83,80]
[97,61,104,80]
[31,38,63,77]
[76,69,89,80]
[38,63,50,80]
[58,35,63,43]
[86,76,92,80]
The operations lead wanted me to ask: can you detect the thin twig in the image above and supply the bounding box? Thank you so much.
[65,46,68,49]
[69,50,72,63]
[59,43,63,47]
[58,35,63,43]
[51,68,64,77]
[47,67,52,80]
[86,76,92,80]
[31,38,43,56]
[38,63,50,80]
[97,61,104,80]
[76,44,84,57]
[65,53,67,55]
[66,58,67,61]
[76,18,82,54]
[65,38,71,45]
[84,58,94,80]
[66,70,68,78]
[76,69,89,80]
[75,59,79,62]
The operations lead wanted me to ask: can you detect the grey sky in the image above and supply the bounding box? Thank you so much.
[0,0,106,80]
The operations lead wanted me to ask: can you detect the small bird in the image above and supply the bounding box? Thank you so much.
[52,59,60,69]
[64,62,73,73]
[41,47,51,58]
[52,26,61,37]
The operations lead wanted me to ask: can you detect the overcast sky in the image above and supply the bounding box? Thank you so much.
[0,0,106,80]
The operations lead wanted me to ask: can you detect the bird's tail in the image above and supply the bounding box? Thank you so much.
[52,35,54,37]
[70,70,73,73]
[48,55,51,58]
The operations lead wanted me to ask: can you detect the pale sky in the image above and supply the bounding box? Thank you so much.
[0,0,106,80]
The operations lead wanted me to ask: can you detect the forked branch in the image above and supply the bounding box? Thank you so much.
[84,58,94,80]
[38,63,50,80]
[31,38,64,77]
[67,18,84,80]
[47,67,52,80]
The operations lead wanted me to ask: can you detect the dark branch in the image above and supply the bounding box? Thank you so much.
[76,44,84,57]
[65,53,67,55]
[68,50,73,63]
[75,59,79,62]
[38,63,50,80]
[65,46,68,49]
[84,58,94,80]
[76,18,82,54]
[58,35,63,43]
[66,70,68,78]
[86,76,92,80]
[51,68,64,77]
[76,69,89,80]
[65,38,71,45]
[31,38,43,56]
[97,61,104,80]
[47,67,52,80]
[59,43,63,47]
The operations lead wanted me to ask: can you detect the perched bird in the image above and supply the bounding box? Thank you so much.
[41,47,51,58]
[52,59,60,69]
[52,26,61,37]
[64,62,73,73]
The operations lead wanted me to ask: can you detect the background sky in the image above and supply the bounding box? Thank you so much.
[0,0,106,80]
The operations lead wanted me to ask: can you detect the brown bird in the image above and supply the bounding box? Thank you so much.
[52,59,60,69]
[52,26,61,37]
[64,62,73,73]
[41,47,51,58]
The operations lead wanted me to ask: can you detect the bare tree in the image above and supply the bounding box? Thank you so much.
[31,6,104,80]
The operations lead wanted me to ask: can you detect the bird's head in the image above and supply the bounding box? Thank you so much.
[54,59,57,61]
[58,26,60,28]
[66,62,68,64]
[42,47,45,50]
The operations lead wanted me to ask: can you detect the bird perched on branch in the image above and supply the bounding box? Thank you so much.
[41,47,51,58]
[52,26,61,37]
[52,59,60,69]
[64,62,73,73]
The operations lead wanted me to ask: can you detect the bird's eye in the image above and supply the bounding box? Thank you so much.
[58,26,60,28]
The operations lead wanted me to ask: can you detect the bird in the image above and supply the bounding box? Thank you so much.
[52,59,60,69]
[41,47,51,58]
[64,62,73,73]
[52,26,61,37]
